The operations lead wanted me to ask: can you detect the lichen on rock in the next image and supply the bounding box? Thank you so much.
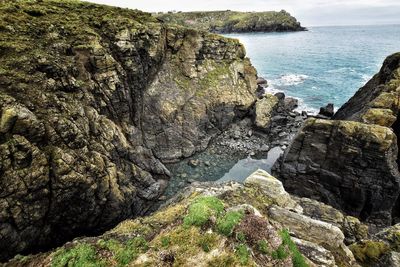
[0,0,257,260]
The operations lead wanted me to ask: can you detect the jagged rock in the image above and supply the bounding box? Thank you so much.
[334,52,400,126]
[284,97,299,111]
[319,103,334,117]
[0,0,257,260]
[269,205,357,266]
[254,94,279,130]
[294,197,368,244]
[379,252,400,267]
[292,237,336,267]
[276,118,400,226]
[269,205,344,248]
[4,174,357,267]
[244,169,302,213]
[256,77,268,85]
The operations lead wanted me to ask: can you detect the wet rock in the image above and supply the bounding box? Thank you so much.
[284,97,299,111]
[256,77,268,85]
[260,144,270,152]
[319,103,334,117]
[274,92,286,101]
[188,159,200,168]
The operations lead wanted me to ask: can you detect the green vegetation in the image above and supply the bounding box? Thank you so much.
[279,229,308,267]
[235,244,250,265]
[183,196,224,227]
[155,10,305,33]
[216,210,244,236]
[257,240,269,254]
[51,237,149,267]
[51,243,105,267]
[197,233,220,252]
[97,237,148,266]
[350,240,390,263]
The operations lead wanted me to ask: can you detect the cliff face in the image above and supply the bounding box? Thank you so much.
[0,0,256,260]
[275,53,400,227]
[155,10,306,33]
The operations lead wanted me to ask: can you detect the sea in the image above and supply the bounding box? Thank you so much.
[165,25,400,195]
[225,24,400,113]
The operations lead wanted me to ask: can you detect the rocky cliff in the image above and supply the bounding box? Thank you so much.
[155,10,306,33]
[275,53,400,227]
[4,170,362,267]
[0,0,257,260]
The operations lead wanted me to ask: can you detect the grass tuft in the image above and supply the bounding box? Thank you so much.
[216,210,244,236]
[183,196,224,227]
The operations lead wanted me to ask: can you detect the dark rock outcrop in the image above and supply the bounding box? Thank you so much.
[319,103,334,117]
[277,118,400,226]
[155,10,306,33]
[275,52,400,227]
[0,0,256,261]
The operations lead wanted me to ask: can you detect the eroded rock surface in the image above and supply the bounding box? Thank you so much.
[0,1,256,260]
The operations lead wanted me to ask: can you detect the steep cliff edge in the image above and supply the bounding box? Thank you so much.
[0,0,256,261]
[3,170,360,267]
[275,53,400,227]
[155,10,306,33]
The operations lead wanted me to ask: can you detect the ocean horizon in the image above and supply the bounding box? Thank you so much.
[225,24,400,113]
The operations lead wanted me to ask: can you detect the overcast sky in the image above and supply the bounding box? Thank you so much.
[86,0,400,26]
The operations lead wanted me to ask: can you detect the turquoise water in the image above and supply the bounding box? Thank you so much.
[226,25,400,113]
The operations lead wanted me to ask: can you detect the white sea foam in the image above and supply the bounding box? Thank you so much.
[361,74,372,84]
[263,84,319,115]
[276,74,309,86]
[294,97,319,115]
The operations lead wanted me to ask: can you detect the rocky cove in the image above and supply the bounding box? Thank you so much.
[1,1,400,267]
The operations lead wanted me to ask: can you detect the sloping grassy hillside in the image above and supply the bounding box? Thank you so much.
[155,10,306,33]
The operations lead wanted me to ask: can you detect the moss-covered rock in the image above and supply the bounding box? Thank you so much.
[0,0,257,261]
[5,170,364,267]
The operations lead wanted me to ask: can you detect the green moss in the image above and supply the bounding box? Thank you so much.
[236,232,246,243]
[279,229,308,267]
[197,232,219,252]
[160,236,170,248]
[257,240,269,254]
[97,237,148,266]
[216,210,244,236]
[51,243,105,267]
[350,240,390,263]
[235,244,250,265]
[153,226,221,265]
[183,196,224,227]
[271,244,289,260]
[207,253,239,267]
